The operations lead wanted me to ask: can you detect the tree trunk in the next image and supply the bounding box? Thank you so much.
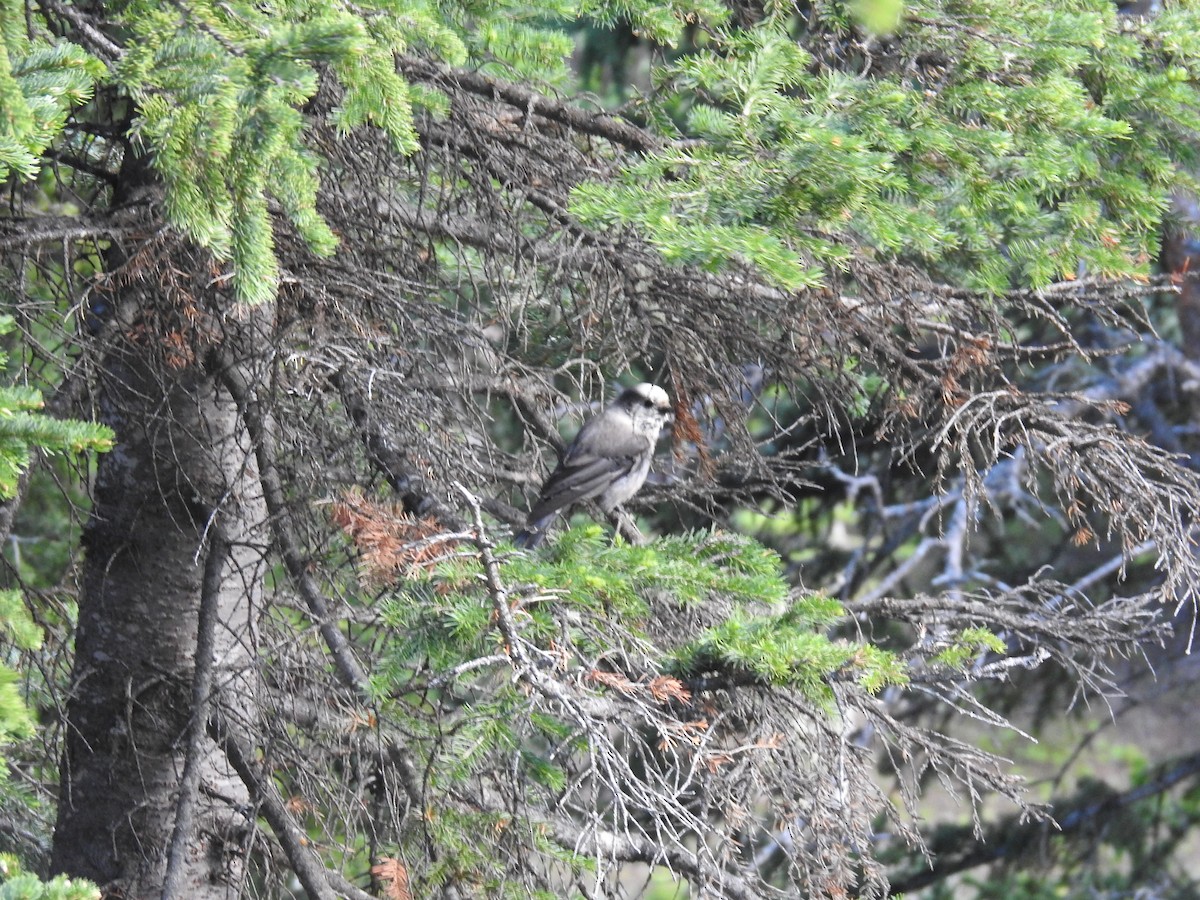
[51,307,267,898]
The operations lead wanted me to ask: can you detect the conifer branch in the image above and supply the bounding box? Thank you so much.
[35,0,124,60]
[162,520,227,900]
[11,0,1200,894]
[546,819,759,900]
[210,709,344,900]
[0,214,133,250]
[331,367,466,525]
[41,148,120,185]
[209,342,428,813]
[399,56,663,154]
[889,749,1200,894]
[210,344,371,690]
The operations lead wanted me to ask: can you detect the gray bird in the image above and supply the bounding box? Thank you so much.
[515,383,673,547]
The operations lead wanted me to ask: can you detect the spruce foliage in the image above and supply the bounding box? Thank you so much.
[12,0,1198,299]
[0,316,112,499]
[0,3,102,183]
[0,322,105,898]
[574,0,1200,292]
[5,0,1200,895]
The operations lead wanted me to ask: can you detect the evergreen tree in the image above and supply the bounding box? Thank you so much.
[2,0,1200,897]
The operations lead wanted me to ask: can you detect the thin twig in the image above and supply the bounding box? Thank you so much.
[162,521,227,900]
[211,709,358,900]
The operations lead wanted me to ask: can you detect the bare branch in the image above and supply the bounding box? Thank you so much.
[162,521,227,900]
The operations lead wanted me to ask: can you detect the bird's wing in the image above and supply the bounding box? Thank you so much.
[525,411,652,523]
[566,413,652,461]
[527,452,635,521]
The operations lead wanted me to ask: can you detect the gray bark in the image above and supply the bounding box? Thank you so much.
[51,324,267,898]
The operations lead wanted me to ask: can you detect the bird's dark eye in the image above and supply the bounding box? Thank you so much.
[642,398,655,408]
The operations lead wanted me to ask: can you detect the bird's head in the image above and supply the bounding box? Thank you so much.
[618,383,674,427]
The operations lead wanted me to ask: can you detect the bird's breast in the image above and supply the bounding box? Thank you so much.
[597,453,653,512]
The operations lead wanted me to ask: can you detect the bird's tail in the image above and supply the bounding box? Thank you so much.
[513,514,556,548]
[512,529,542,549]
